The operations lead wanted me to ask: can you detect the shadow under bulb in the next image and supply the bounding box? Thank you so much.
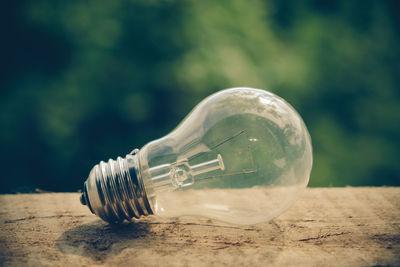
[80,87,313,225]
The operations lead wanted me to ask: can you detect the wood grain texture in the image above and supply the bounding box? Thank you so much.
[0,187,399,266]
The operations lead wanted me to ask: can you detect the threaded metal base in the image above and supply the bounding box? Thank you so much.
[80,153,153,223]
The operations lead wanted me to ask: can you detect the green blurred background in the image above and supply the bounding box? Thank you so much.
[1,0,400,193]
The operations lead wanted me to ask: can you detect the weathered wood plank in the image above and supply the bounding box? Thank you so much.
[0,187,399,266]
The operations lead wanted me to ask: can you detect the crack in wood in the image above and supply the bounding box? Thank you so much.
[298,232,349,242]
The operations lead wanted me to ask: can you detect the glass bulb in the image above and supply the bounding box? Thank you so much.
[80,87,313,225]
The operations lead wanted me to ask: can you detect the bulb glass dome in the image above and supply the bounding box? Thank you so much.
[81,87,313,225]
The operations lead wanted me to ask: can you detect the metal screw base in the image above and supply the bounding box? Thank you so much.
[80,152,153,223]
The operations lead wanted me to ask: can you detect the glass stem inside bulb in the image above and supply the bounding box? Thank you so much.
[148,154,225,190]
[191,154,225,175]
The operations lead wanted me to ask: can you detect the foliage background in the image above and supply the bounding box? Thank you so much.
[1,0,400,193]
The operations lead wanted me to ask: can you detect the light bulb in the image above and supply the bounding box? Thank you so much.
[80,87,312,225]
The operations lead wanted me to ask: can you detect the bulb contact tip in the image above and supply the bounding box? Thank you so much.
[80,193,86,205]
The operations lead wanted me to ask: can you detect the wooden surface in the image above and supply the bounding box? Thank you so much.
[0,187,399,266]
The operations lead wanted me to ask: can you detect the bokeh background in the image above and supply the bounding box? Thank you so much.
[1,0,400,193]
